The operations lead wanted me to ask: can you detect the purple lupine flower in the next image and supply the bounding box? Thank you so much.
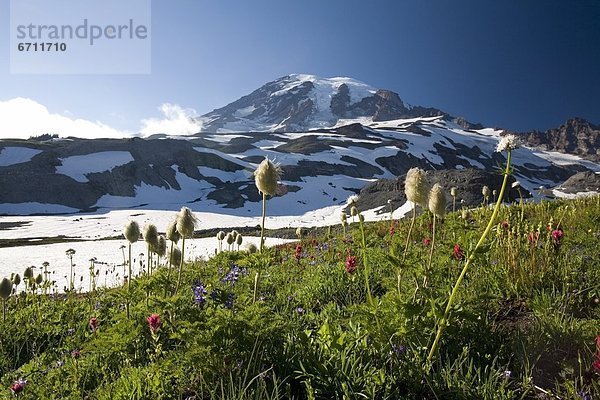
[192,281,208,308]
[225,293,235,309]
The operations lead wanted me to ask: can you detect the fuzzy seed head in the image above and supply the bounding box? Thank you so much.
[169,246,182,267]
[12,274,21,286]
[24,267,33,279]
[226,233,234,245]
[217,231,226,241]
[176,207,197,238]
[340,213,347,222]
[156,235,167,257]
[296,227,304,237]
[236,234,243,246]
[166,219,181,243]
[346,194,359,206]
[358,214,365,223]
[350,206,359,216]
[461,209,470,220]
[143,224,159,250]
[496,134,520,152]
[0,278,12,299]
[511,181,521,189]
[35,273,43,285]
[245,243,258,254]
[254,157,282,196]
[123,221,141,244]
[428,183,447,219]
[450,187,457,197]
[482,185,491,199]
[404,168,429,208]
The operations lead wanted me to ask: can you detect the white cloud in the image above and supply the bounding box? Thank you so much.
[0,98,205,140]
[139,103,203,136]
[0,97,130,139]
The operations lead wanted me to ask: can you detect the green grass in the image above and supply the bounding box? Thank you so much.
[1,196,599,399]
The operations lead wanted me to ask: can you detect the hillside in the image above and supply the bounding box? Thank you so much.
[0,196,598,399]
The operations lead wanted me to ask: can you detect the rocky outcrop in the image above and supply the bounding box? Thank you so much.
[519,118,600,161]
[557,171,600,193]
[355,169,531,214]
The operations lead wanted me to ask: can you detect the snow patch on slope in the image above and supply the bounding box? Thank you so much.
[94,168,214,209]
[0,202,79,215]
[57,151,134,182]
[0,146,42,166]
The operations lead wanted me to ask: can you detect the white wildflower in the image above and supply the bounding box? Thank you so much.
[496,134,520,152]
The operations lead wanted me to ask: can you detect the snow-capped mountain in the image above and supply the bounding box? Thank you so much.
[198,74,449,133]
[1,115,598,217]
[1,74,599,217]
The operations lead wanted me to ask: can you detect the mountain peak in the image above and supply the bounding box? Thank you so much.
[198,74,445,133]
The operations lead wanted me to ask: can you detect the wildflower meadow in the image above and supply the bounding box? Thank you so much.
[0,152,599,399]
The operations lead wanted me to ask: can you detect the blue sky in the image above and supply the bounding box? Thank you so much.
[1,0,599,138]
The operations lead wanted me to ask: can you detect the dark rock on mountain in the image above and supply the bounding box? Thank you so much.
[519,118,600,161]
[557,171,600,193]
[355,168,531,214]
[452,117,485,130]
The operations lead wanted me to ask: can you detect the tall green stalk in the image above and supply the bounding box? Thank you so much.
[176,237,186,294]
[260,193,266,252]
[402,206,417,262]
[425,213,437,285]
[427,150,513,365]
[167,242,174,276]
[358,216,373,306]
[517,187,524,222]
[127,243,132,319]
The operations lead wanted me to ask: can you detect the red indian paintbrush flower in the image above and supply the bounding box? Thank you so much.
[10,380,26,395]
[294,244,302,261]
[593,335,600,374]
[453,244,464,261]
[551,229,564,249]
[89,317,98,332]
[147,313,161,334]
[345,255,357,274]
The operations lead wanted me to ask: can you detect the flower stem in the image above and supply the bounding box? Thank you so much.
[253,271,259,303]
[402,205,417,262]
[260,193,266,252]
[127,244,132,319]
[427,150,512,365]
[425,214,437,286]
[359,217,373,306]
[176,237,186,294]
